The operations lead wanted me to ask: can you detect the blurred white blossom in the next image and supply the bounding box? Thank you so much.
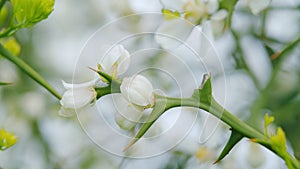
[156,0,227,49]
[247,0,271,15]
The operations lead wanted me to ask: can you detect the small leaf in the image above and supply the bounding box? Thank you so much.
[214,129,243,163]
[162,8,181,20]
[264,113,275,138]
[270,127,287,153]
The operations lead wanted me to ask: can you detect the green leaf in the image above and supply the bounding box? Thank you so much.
[124,94,167,151]
[214,129,243,163]
[11,0,55,28]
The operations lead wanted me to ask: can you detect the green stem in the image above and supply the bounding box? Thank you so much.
[163,95,300,169]
[0,43,62,99]
[164,96,265,140]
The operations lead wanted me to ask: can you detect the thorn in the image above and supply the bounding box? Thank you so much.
[123,140,135,152]
[199,72,211,89]
[88,67,98,73]
[270,52,281,60]
[213,159,220,164]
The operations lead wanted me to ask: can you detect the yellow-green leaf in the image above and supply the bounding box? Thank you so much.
[264,113,274,137]
[264,114,274,127]
[11,0,55,27]
[270,127,287,152]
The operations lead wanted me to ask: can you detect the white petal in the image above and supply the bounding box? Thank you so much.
[210,9,228,21]
[155,18,194,50]
[206,0,219,14]
[160,0,186,12]
[116,48,130,75]
[120,75,154,106]
[58,107,76,117]
[100,44,130,75]
[62,79,98,90]
[199,21,214,58]
[210,10,228,36]
[248,0,271,15]
[60,88,95,109]
[113,94,144,122]
[114,113,137,130]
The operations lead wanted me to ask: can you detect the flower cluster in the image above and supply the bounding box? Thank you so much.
[59,45,154,130]
[156,0,271,49]
[155,0,228,50]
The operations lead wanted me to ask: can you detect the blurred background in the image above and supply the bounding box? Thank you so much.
[0,0,300,168]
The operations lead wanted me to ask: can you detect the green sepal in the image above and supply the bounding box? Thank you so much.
[214,129,243,164]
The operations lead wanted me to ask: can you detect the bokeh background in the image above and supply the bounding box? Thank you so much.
[0,0,300,168]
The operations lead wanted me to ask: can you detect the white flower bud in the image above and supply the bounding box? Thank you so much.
[99,44,130,77]
[59,80,97,117]
[120,75,154,107]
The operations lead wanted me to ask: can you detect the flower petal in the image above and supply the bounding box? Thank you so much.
[62,79,98,90]
[100,44,130,75]
[248,0,271,15]
[155,18,194,50]
[60,88,96,109]
[113,94,144,122]
[160,0,186,12]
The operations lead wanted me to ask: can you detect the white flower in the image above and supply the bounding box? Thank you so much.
[156,0,227,49]
[113,94,144,130]
[59,80,97,117]
[247,0,271,15]
[99,44,130,77]
[120,75,154,107]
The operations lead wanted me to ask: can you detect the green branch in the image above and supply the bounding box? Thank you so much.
[0,43,62,100]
